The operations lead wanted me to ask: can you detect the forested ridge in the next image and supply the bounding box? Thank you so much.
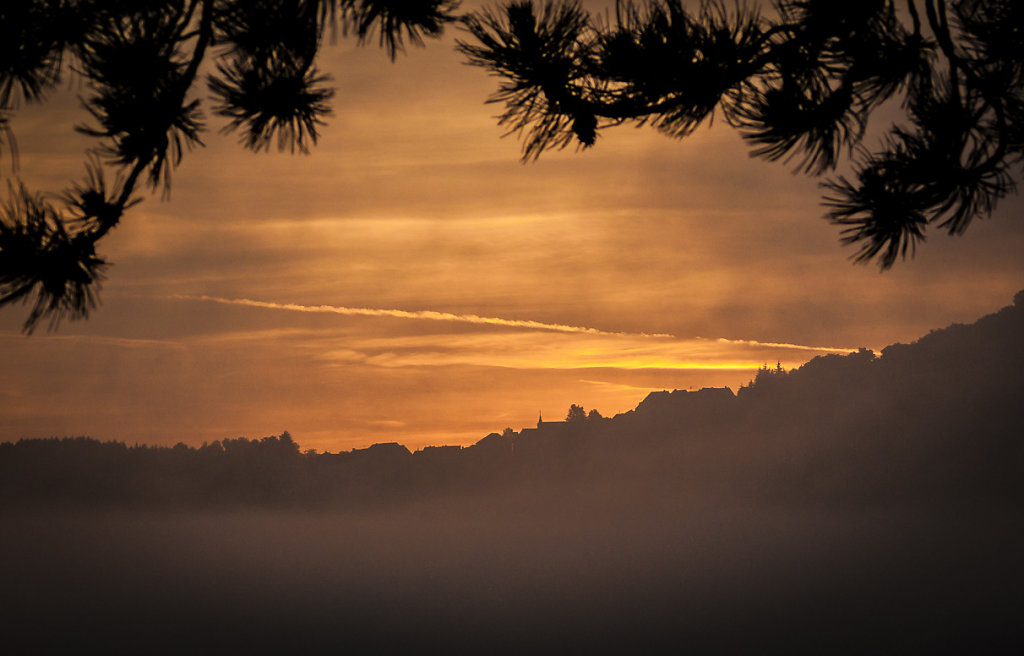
[5,290,1022,510]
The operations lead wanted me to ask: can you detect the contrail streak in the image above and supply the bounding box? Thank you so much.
[173,295,858,353]
[175,295,631,336]
[713,337,861,354]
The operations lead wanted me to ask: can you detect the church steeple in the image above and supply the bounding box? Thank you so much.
[537,411,543,428]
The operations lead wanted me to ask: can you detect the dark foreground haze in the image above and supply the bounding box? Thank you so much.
[3,292,1023,653]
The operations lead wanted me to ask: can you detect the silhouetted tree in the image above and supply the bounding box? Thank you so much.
[746,360,789,389]
[566,403,586,422]
[587,408,603,421]
[0,0,458,332]
[459,0,1024,268]
[6,1,1019,334]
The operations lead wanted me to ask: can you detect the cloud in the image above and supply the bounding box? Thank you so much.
[158,296,865,376]
[172,295,858,353]
[580,379,681,393]
[173,294,660,336]
[0,333,185,350]
[320,333,793,371]
[712,337,863,355]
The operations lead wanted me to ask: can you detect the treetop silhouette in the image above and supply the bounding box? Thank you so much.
[458,0,1023,268]
[2,1,1021,333]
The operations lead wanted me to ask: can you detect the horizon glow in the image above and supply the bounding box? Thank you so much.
[1,17,1022,452]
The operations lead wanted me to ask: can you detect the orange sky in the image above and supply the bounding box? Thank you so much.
[2,2,1023,451]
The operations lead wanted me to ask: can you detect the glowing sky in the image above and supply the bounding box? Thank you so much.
[2,2,1023,451]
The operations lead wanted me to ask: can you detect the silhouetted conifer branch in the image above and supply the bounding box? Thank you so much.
[338,0,461,60]
[209,56,334,153]
[460,0,1024,269]
[459,1,599,158]
[0,183,107,333]
[0,0,454,332]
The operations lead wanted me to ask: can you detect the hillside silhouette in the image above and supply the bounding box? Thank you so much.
[2,291,1023,652]
[4,290,1022,510]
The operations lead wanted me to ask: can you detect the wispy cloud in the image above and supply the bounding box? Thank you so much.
[172,295,859,353]
[0,333,185,350]
[320,330,827,371]
[712,337,862,354]
[581,379,698,393]
[174,294,648,336]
